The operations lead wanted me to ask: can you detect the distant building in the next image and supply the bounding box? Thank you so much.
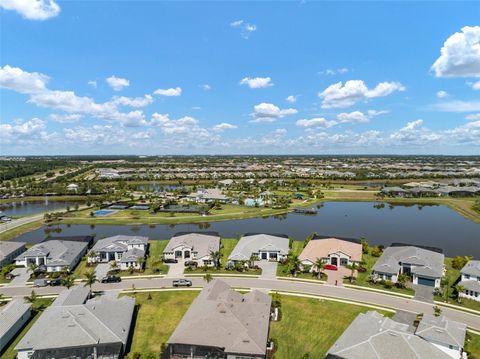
[167,280,272,358]
[187,188,230,203]
[0,241,26,267]
[0,299,31,353]
[458,260,480,302]
[66,183,79,192]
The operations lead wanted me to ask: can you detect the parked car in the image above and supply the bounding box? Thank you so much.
[33,279,48,287]
[163,258,178,264]
[101,275,121,283]
[173,279,192,287]
[48,279,62,286]
[184,260,198,267]
[324,264,338,271]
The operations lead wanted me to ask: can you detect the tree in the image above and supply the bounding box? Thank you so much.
[210,250,222,269]
[287,254,301,277]
[62,276,75,289]
[361,238,369,254]
[433,305,442,317]
[110,261,119,271]
[455,284,465,303]
[87,251,97,265]
[396,273,409,289]
[451,256,472,270]
[314,258,324,279]
[84,271,97,293]
[371,246,383,257]
[203,273,213,283]
[24,290,38,304]
[136,256,146,271]
[349,262,357,284]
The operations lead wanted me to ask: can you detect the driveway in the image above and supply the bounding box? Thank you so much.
[325,266,351,286]
[257,261,278,279]
[6,268,30,286]
[413,284,434,303]
[166,260,185,278]
[95,263,111,280]
[393,310,417,332]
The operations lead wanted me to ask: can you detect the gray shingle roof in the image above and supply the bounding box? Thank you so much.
[16,295,135,351]
[461,260,480,277]
[372,246,444,278]
[459,280,480,292]
[15,240,88,268]
[164,232,220,259]
[0,299,31,340]
[327,311,452,359]
[52,286,91,306]
[229,234,289,261]
[120,247,145,263]
[91,235,148,253]
[168,280,271,356]
[0,241,26,262]
[416,314,466,348]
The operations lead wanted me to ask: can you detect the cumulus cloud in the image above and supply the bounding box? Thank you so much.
[49,113,82,123]
[87,80,97,88]
[200,84,211,91]
[250,102,297,123]
[153,87,182,96]
[296,117,337,128]
[336,110,387,124]
[0,65,49,94]
[239,77,273,89]
[471,81,480,90]
[230,19,257,39]
[436,90,448,98]
[285,95,297,103]
[0,118,53,145]
[466,113,480,121]
[319,68,350,76]
[319,80,405,108]
[431,26,480,78]
[212,123,238,132]
[432,100,480,112]
[0,0,60,20]
[106,76,130,91]
[108,95,153,107]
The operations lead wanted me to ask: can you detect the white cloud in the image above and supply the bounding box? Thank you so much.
[230,19,257,39]
[49,113,82,123]
[296,117,337,128]
[471,81,480,90]
[285,95,297,103]
[108,95,153,107]
[466,113,480,121]
[336,110,387,124]
[153,87,182,96]
[319,80,405,108]
[431,26,480,78]
[319,68,350,76]
[240,77,273,89]
[432,100,480,112]
[106,75,130,91]
[0,65,49,94]
[250,102,297,123]
[0,0,60,20]
[212,123,238,132]
[436,90,448,98]
[0,118,52,145]
[87,80,97,88]
[200,84,211,91]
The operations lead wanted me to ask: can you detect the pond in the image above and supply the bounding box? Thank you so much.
[0,200,84,217]
[11,201,480,257]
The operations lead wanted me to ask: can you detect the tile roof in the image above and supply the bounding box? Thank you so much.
[91,235,148,253]
[229,234,289,261]
[461,260,480,277]
[416,314,466,348]
[299,237,362,263]
[164,232,220,259]
[15,240,88,268]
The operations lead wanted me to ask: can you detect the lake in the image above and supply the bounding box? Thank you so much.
[0,200,83,217]
[11,201,480,257]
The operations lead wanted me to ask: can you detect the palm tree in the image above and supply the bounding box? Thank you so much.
[203,273,213,283]
[24,290,38,304]
[110,260,119,272]
[87,251,97,266]
[61,275,75,289]
[455,284,465,303]
[349,262,357,284]
[288,254,301,277]
[84,271,97,295]
[210,251,222,269]
[314,258,324,279]
[136,256,146,271]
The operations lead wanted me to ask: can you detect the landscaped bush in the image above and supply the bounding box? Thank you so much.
[357,267,367,273]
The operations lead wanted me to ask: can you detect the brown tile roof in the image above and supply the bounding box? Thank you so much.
[299,237,362,263]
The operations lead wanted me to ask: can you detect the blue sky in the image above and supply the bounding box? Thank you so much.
[1,1,479,155]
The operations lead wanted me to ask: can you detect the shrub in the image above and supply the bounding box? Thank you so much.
[357,267,367,273]
[371,246,383,257]
[383,280,394,289]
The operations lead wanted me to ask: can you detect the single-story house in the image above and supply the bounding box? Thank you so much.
[52,285,91,307]
[0,299,32,353]
[15,293,135,359]
[47,235,95,248]
[163,232,220,266]
[15,240,88,273]
[372,244,444,288]
[458,260,480,302]
[66,183,78,192]
[88,235,148,270]
[187,188,230,203]
[0,241,26,267]
[416,314,467,358]
[167,280,272,359]
[326,311,457,359]
[299,236,362,269]
[229,233,289,263]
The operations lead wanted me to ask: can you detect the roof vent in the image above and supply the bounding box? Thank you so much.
[219,309,227,313]
[243,339,250,343]
[388,332,398,337]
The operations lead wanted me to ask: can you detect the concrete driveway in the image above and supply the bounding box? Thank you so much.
[166,260,185,278]
[325,266,351,286]
[7,268,30,286]
[95,263,111,280]
[257,261,278,279]
[413,284,434,303]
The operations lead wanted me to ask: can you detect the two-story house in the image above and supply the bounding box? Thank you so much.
[88,235,148,270]
[458,260,480,302]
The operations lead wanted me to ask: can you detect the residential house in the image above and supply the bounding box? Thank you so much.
[416,314,467,358]
[0,241,26,267]
[88,235,148,270]
[167,280,272,359]
[51,285,91,306]
[163,232,220,266]
[326,311,457,359]
[299,236,362,269]
[0,299,31,353]
[372,244,444,288]
[66,183,79,192]
[187,188,230,203]
[229,233,289,263]
[16,293,135,359]
[458,260,480,302]
[15,240,88,273]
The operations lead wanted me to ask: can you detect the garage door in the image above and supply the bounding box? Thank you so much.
[418,277,435,287]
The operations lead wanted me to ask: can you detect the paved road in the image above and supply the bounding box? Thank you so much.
[0,213,44,235]
[2,276,479,330]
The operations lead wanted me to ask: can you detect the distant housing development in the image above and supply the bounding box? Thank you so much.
[167,280,272,358]
[372,244,445,288]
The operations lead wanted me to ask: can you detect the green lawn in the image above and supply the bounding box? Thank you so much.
[1,298,52,359]
[269,295,390,359]
[276,241,325,280]
[125,291,198,357]
[466,332,480,359]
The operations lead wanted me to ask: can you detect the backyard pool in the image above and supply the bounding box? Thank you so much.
[93,210,115,216]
